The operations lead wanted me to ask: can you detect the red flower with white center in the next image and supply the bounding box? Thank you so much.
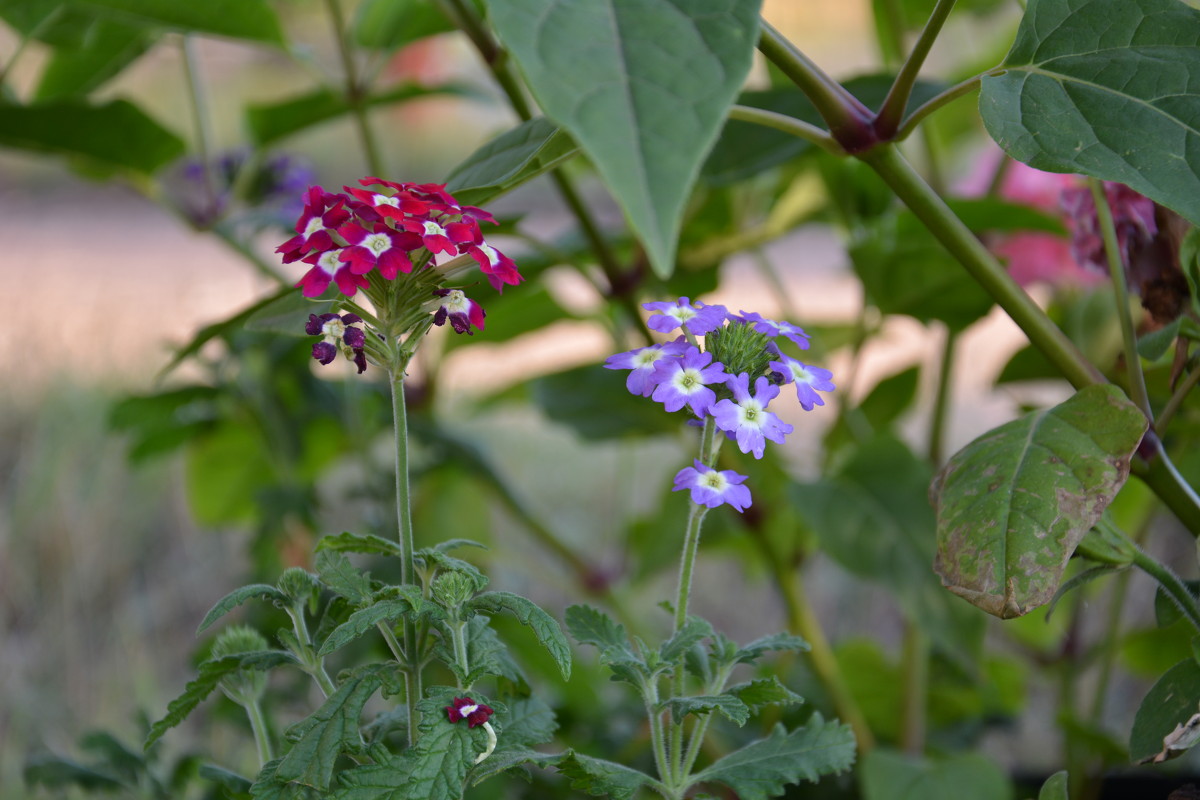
[445,696,494,728]
[467,242,522,291]
[297,247,370,297]
[345,185,429,223]
[400,218,458,255]
[276,187,350,263]
[337,221,420,279]
[432,288,485,334]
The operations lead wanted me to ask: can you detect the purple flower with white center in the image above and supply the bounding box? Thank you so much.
[650,346,727,416]
[432,288,485,335]
[672,460,752,512]
[644,297,729,335]
[604,338,690,397]
[711,373,794,459]
[738,310,810,350]
[770,355,835,411]
[306,312,368,373]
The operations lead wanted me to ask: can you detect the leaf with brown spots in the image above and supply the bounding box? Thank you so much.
[932,385,1146,618]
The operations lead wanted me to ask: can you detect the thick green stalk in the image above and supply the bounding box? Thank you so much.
[861,145,1104,389]
[1089,178,1153,418]
[246,699,275,766]
[389,369,421,743]
[324,0,384,176]
[875,0,959,138]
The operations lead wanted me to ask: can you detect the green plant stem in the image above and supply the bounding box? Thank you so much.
[1132,546,1200,633]
[861,145,1104,389]
[389,369,421,743]
[642,682,672,791]
[246,699,274,766]
[894,75,984,140]
[875,0,959,138]
[929,327,956,465]
[899,622,929,755]
[673,502,709,634]
[179,35,218,214]
[1089,178,1153,418]
[290,607,337,697]
[727,105,842,154]
[1157,358,1200,432]
[324,0,384,176]
[450,621,470,687]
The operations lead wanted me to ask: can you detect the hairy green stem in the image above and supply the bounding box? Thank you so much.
[246,699,274,766]
[1089,178,1153,418]
[1132,546,1200,633]
[389,370,421,742]
[876,0,959,138]
[290,606,337,697]
[324,0,384,175]
[673,503,709,634]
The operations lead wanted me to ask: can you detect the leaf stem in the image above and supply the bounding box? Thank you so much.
[389,368,421,743]
[246,698,274,766]
[1131,545,1200,633]
[180,35,220,219]
[1089,178,1153,418]
[324,0,384,175]
[929,327,957,465]
[894,74,984,140]
[875,0,959,139]
[673,503,709,634]
[899,622,929,755]
[1156,356,1200,432]
[727,105,843,154]
[1132,433,1200,537]
[860,144,1104,389]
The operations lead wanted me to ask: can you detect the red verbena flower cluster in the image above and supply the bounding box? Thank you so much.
[277,178,522,298]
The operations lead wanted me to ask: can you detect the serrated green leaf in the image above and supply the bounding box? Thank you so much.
[251,758,320,800]
[459,616,528,688]
[317,532,404,558]
[486,0,762,278]
[35,20,154,100]
[0,98,183,175]
[980,0,1200,227]
[318,598,414,656]
[860,749,1010,800]
[1130,657,1200,763]
[467,592,571,680]
[933,384,1147,618]
[564,604,633,655]
[315,550,374,606]
[691,716,857,800]
[659,616,713,663]
[146,651,297,749]
[277,666,393,791]
[727,677,804,714]
[499,696,558,747]
[554,751,655,800]
[731,632,811,665]
[352,0,453,50]
[67,0,284,43]
[468,747,560,787]
[445,116,578,207]
[246,84,466,146]
[197,584,287,634]
[660,695,750,726]
[414,549,488,593]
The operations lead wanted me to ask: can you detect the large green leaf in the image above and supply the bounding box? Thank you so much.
[485,0,762,278]
[553,751,654,800]
[860,749,1010,800]
[65,0,283,43]
[933,384,1147,618]
[35,20,155,100]
[352,0,454,50]
[691,716,856,800]
[0,99,183,175]
[980,0,1200,226]
[467,591,572,680]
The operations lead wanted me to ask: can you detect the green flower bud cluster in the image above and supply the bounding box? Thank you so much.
[705,322,775,382]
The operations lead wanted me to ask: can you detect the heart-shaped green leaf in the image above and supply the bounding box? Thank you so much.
[485,0,761,278]
[933,384,1146,618]
[981,0,1200,225]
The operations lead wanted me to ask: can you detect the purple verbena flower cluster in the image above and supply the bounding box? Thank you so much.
[605,297,835,513]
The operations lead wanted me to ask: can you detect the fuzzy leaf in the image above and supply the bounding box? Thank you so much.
[434,539,487,554]
[317,597,416,657]
[728,677,805,713]
[316,532,403,558]
[197,584,287,634]
[146,651,297,749]
[251,758,319,800]
[485,0,762,278]
[933,384,1147,618]
[446,116,579,207]
[415,549,488,593]
[468,592,572,680]
[731,632,811,665]
[691,716,857,800]
[315,550,374,606]
[468,747,559,787]
[660,695,751,726]
[500,696,559,747]
[276,666,393,791]
[659,616,714,663]
[554,751,654,800]
[980,0,1200,227]
[565,604,633,655]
